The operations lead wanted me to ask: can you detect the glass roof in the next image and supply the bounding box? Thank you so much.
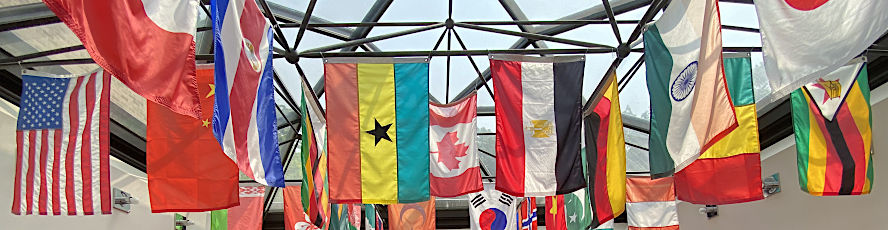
[0,0,792,214]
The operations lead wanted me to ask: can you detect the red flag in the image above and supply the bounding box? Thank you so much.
[283,186,320,230]
[42,0,202,118]
[429,93,482,197]
[146,66,238,212]
[228,186,265,230]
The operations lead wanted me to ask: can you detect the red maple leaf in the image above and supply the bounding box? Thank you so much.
[432,132,469,171]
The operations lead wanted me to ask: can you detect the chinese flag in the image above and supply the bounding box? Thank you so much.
[147,65,239,212]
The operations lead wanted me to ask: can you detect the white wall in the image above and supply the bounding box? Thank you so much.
[675,84,888,229]
[0,98,212,230]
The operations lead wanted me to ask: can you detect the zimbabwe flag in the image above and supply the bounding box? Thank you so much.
[791,58,874,196]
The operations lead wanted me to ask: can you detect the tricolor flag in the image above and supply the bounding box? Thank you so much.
[147,65,239,213]
[430,93,482,197]
[300,74,328,227]
[282,186,320,230]
[325,58,430,204]
[211,0,285,187]
[42,0,202,118]
[544,189,592,230]
[644,0,737,178]
[674,53,764,204]
[468,188,519,230]
[583,74,625,227]
[517,197,538,230]
[626,176,679,230]
[388,198,436,230]
[792,58,874,196]
[11,70,111,215]
[211,186,265,230]
[755,0,888,100]
[491,55,587,197]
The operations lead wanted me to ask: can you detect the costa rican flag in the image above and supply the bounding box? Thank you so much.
[211,0,284,187]
[12,70,111,215]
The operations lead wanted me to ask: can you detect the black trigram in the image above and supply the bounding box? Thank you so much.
[498,194,514,206]
[471,194,486,208]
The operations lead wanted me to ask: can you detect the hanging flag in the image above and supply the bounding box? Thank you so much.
[545,189,592,230]
[329,204,351,230]
[583,74,625,227]
[754,0,888,100]
[626,176,679,230]
[674,53,764,204]
[211,0,284,187]
[364,204,384,230]
[325,58,430,204]
[301,74,328,227]
[41,0,202,118]
[347,204,361,230]
[283,186,321,230]
[11,70,111,216]
[388,198,436,230]
[468,188,519,230]
[644,0,737,178]
[430,93,482,197]
[491,55,587,197]
[792,59,874,196]
[211,186,265,230]
[146,66,239,213]
[517,197,538,230]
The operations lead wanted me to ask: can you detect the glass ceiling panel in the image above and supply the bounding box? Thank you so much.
[0,0,40,8]
[513,0,599,21]
[373,0,448,22]
[0,23,98,75]
[273,0,373,23]
[451,0,515,22]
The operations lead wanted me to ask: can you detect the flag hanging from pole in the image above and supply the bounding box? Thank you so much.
[518,197,538,230]
[11,70,111,216]
[301,73,328,227]
[792,58,874,196]
[211,186,265,230]
[211,0,285,187]
[283,186,320,230]
[644,0,737,178]
[429,93,482,197]
[626,176,679,230]
[388,198,436,230]
[491,55,587,197]
[583,74,625,227]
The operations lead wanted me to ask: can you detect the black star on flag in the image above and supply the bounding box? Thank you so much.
[365,118,393,145]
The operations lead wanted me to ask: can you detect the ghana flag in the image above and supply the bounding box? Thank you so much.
[792,58,874,196]
[583,73,625,227]
[325,58,430,204]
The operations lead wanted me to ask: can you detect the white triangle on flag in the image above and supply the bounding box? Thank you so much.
[802,59,865,121]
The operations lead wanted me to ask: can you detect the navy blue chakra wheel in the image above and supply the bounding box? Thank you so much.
[671,61,698,102]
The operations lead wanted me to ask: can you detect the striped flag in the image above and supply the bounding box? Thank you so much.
[325,58,430,204]
[12,70,111,215]
[644,0,737,178]
[301,73,328,227]
[626,176,679,230]
[211,0,284,187]
[792,58,874,196]
[674,53,764,204]
[583,74,625,227]
[518,197,538,230]
[429,93,482,197]
[491,55,587,197]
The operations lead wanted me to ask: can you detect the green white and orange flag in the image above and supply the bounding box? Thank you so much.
[301,76,328,227]
[644,0,737,178]
[674,53,764,204]
[792,58,874,196]
[324,58,430,204]
[583,74,625,227]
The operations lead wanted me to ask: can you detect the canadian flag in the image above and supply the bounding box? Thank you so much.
[429,93,482,197]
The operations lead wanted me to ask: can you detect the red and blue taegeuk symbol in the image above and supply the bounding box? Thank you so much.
[479,208,508,230]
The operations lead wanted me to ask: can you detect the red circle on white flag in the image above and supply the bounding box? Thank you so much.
[784,0,829,11]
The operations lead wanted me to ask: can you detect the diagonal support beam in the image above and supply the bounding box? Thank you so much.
[341,0,393,52]
[290,0,317,51]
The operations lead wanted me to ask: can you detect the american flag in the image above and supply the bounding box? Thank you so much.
[11,70,111,215]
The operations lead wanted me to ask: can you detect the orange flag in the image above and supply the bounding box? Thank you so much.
[146,65,238,212]
[388,197,436,230]
[283,186,320,230]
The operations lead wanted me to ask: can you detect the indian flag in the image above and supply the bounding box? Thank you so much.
[644,0,737,178]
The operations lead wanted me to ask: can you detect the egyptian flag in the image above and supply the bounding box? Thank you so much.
[491,55,587,197]
[674,54,764,204]
[430,93,482,197]
[583,74,626,227]
[325,58,430,204]
[792,58,874,196]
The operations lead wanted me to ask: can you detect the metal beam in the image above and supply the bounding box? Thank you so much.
[454,22,614,49]
[0,3,60,32]
[498,0,548,49]
[290,0,317,51]
[0,45,84,63]
[299,23,445,54]
[298,48,615,58]
[257,0,293,52]
[341,0,393,51]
